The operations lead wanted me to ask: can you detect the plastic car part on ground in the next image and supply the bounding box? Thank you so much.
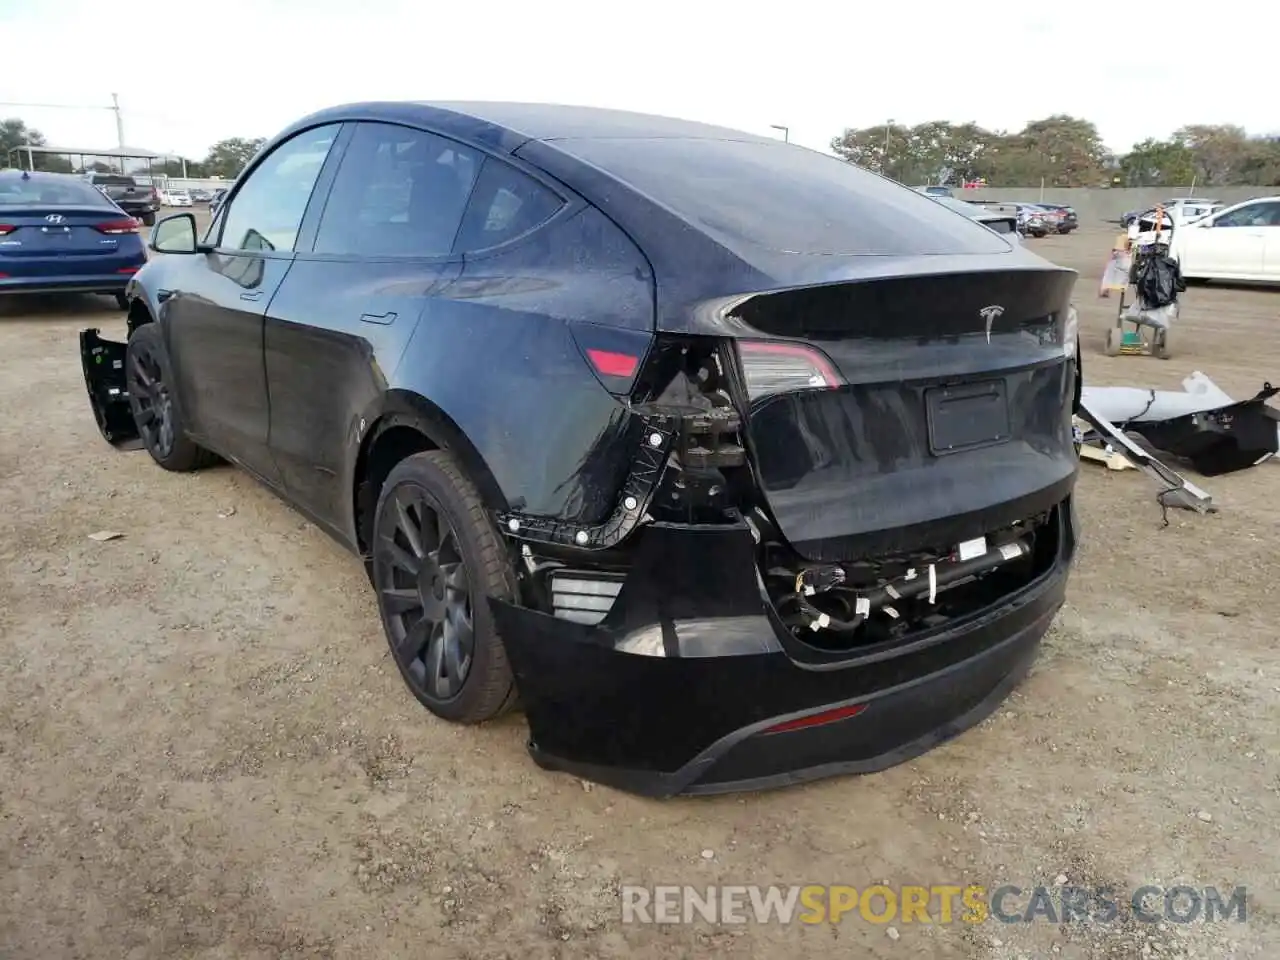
[1079,371,1280,485]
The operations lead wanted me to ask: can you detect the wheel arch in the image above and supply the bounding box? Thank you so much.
[351,390,509,557]
[126,297,155,336]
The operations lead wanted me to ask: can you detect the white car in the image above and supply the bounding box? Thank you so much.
[1168,196,1280,282]
[165,189,193,207]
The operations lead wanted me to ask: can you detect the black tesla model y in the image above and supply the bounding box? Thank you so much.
[81,102,1082,797]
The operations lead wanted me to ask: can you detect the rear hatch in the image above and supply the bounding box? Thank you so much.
[517,135,1079,559]
[730,267,1078,562]
[0,206,140,277]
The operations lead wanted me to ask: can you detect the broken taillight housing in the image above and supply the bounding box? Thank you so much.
[736,340,843,401]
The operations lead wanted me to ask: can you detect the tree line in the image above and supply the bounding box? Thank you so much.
[7,113,1280,188]
[1,118,266,180]
[832,115,1280,188]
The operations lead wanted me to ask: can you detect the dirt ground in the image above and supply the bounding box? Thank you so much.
[2,217,1278,960]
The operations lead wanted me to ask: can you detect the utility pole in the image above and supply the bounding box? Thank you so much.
[111,92,125,172]
[883,119,894,177]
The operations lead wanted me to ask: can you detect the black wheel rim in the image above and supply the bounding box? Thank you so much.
[374,486,475,702]
[127,345,175,459]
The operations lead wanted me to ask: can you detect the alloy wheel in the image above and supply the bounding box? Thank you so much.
[374,486,475,703]
[127,345,175,460]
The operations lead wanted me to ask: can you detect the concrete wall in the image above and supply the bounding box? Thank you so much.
[956,187,1269,223]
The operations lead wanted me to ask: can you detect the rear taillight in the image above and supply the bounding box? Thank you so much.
[737,340,843,401]
[0,224,14,236]
[95,219,139,235]
[568,322,651,397]
[586,349,639,378]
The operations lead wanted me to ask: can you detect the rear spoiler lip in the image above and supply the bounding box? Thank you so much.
[665,253,1075,340]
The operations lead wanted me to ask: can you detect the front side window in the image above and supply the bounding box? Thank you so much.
[1214,202,1280,228]
[219,125,339,253]
[312,122,480,257]
[453,158,563,253]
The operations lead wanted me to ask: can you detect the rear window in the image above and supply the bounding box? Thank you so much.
[90,175,136,186]
[552,138,1010,256]
[453,158,563,252]
[0,178,115,207]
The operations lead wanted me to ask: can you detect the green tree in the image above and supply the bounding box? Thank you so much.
[1173,125,1252,186]
[202,137,266,178]
[1016,115,1107,187]
[1,117,48,166]
[1119,138,1196,187]
[1238,136,1280,186]
[154,158,205,178]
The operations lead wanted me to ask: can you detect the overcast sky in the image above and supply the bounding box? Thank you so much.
[3,0,1273,160]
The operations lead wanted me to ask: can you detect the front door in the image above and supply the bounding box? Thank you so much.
[163,123,343,482]
[1186,201,1278,277]
[265,121,483,534]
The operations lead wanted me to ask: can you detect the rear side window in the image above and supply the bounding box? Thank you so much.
[453,158,563,253]
[551,137,1009,256]
[313,122,480,257]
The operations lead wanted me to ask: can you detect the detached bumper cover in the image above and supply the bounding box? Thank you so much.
[491,502,1077,797]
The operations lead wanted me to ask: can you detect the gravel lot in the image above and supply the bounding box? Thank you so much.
[2,217,1278,959]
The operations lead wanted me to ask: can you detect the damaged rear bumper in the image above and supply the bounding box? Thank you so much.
[80,328,141,448]
[490,500,1076,798]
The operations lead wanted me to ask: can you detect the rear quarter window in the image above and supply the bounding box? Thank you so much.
[551,137,1010,256]
[453,158,563,253]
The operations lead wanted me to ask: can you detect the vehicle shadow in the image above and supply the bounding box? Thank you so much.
[0,294,123,320]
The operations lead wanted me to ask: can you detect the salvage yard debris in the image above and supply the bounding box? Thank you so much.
[1082,373,1280,475]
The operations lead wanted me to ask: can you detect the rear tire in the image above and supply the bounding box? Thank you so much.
[125,324,218,472]
[114,293,129,311]
[371,450,519,724]
[141,212,156,226]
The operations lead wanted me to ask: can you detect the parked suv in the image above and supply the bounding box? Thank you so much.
[81,102,1081,797]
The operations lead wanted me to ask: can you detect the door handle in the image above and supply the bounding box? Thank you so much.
[360,311,397,325]
[239,290,264,302]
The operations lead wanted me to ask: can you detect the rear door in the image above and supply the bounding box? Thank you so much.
[264,122,481,532]
[0,178,136,279]
[162,123,343,481]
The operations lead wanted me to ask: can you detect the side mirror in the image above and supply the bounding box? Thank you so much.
[149,213,199,254]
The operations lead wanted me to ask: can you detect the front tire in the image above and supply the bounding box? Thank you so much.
[125,324,218,472]
[371,450,518,724]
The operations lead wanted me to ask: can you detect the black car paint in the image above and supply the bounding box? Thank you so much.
[494,505,1074,795]
[83,101,1080,796]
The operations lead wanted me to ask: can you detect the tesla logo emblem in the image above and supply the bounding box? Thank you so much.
[979,305,1005,343]
[45,214,65,223]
